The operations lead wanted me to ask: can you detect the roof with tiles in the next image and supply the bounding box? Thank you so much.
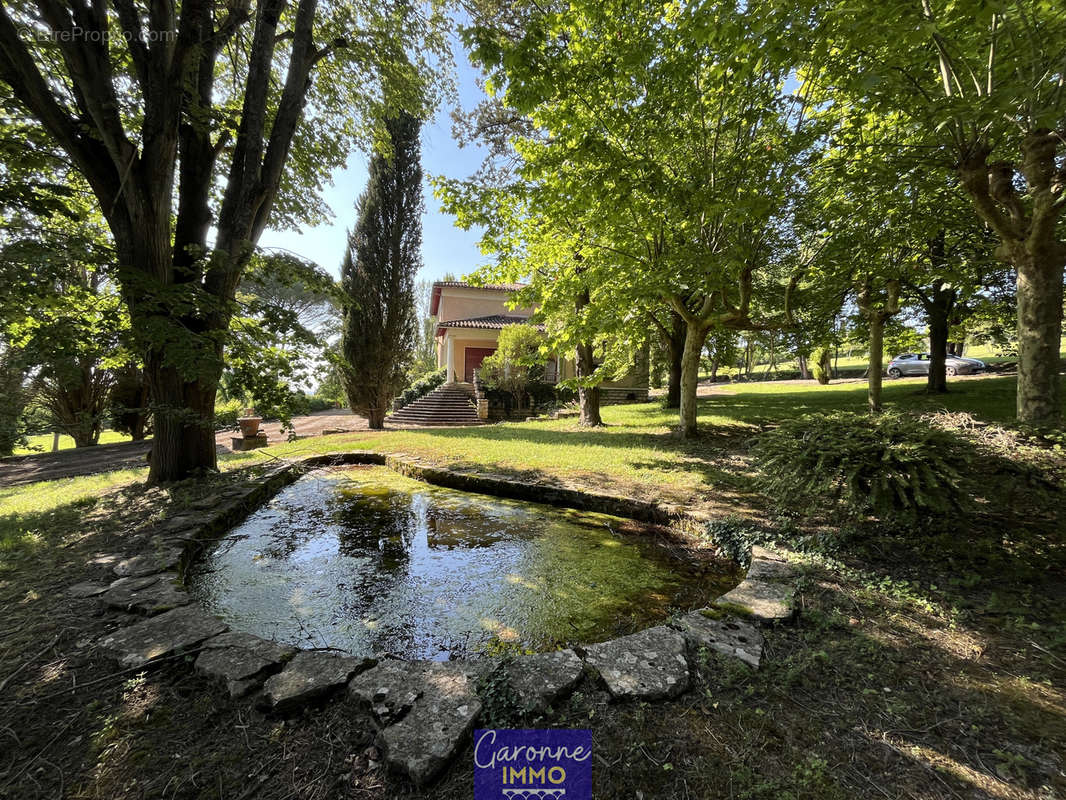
[436,314,543,331]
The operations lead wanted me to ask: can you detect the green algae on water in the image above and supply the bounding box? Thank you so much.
[188,466,736,660]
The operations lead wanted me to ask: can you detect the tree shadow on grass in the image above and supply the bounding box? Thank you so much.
[382,420,759,510]
[0,431,1063,800]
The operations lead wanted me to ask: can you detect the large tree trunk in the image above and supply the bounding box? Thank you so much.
[927,304,950,394]
[679,322,710,438]
[797,352,810,380]
[1015,249,1064,423]
[366,407,386,429]
[868,316,886,413]
[145,350,221,483]
[664,312,685,409]
[922,236,955,395]
[959,134,1065,425]
[575,340,602,427]
[666,353,682,407]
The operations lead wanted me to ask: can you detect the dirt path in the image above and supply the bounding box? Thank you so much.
[0,439,152,488]
[0,410,369,488]
[214,408,368,451]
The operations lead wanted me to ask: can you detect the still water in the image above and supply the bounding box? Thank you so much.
[188,466,735,660]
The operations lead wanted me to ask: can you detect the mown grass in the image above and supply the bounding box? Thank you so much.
[713,374,1028,423]
[721,342,1066,374]
[0,468,146,560]
[0,373,1062,800]
[0,375,1042,544]
[12,429,132,455]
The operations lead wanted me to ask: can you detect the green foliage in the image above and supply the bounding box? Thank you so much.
[0,202,132,447]
[750,412,968,523]
[224,252,336,433]
[699,516,772,568]
[395,368,446,410]
[341,112,423,428]
[810,348,833,385]
[442,0,821,435]
[477,324,547,407]
[213,398,244,431]
[476,663,529,728]
[0,350,26,456]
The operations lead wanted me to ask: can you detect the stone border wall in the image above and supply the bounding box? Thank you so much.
[81,451,802,788]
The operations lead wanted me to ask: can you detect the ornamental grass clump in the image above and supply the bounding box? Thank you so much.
[750,411,968,523]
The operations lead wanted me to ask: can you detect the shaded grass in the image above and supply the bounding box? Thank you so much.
[0,468,146,563]
[0,375,1062,799]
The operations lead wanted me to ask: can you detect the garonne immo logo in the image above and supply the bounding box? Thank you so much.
[474,729,592,799]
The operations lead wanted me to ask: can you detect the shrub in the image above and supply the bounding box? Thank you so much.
[810,347,832,384]
[477,324,546,408]
[750,411,967,522]
[213,398,244,430]
[307,395,336,413]
[395,367,446,410]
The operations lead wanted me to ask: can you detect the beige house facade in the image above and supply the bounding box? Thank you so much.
[431,281,649,402]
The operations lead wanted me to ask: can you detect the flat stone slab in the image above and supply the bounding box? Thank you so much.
[194,632,297,697]
[751,545,788,563]
[99,573,190,615]
[582,626,690,700]
[112,547,183,578]
[348,659,429,725]
[155,514,201,534]
[674,611,765,668]
[746,557,798,581]
[261,651,374,713]
[67,581,109,598]
[717,579,795,622]
[503,649,584,711]
[96,606,228,668]
[369,662,482,786]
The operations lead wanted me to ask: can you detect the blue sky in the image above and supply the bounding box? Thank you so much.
[257,48,490,283]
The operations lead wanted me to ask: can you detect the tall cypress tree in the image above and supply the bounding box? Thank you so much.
[340,113,423,428]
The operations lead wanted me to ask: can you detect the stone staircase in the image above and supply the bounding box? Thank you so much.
[386,383,487,427]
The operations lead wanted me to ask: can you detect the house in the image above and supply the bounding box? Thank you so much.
[388,281,648,426]
[431,281,649,403]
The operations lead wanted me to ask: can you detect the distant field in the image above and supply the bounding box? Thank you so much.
[12,430,133,456]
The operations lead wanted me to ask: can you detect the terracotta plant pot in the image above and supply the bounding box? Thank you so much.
[237,416,262,437]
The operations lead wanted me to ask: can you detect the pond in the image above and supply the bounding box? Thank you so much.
[188,466,737,660]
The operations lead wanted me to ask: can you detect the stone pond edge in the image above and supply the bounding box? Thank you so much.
[84,451,803,786]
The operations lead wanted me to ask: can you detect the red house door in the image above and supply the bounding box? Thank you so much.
[464,347,496,382]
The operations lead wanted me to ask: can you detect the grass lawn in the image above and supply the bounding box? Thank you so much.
[0,374,1063,799]
[12,429,132,455]
[730,341,1066,374]
[713,374,1028,423]
[0,375,1044,527]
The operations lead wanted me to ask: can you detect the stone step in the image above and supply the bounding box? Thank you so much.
[387,383,484,426]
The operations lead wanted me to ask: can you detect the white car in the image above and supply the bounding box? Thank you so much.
[886,353,986,378]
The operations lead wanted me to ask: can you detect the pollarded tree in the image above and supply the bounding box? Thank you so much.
[448,0,819,437]
[340,112,423,429]
[0,0,444,480]
[806,0,1066,424]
